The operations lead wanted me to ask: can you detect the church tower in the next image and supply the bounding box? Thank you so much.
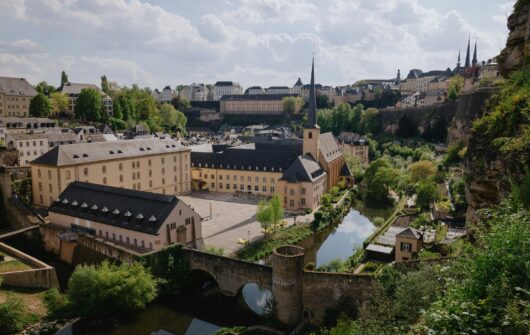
[472,42,478,67]
[464,36,471,68]
[303,58,320,161]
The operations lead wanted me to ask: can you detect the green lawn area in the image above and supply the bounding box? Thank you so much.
[419,249,441,259]
[0,260,32,273]
[361,261,383,274]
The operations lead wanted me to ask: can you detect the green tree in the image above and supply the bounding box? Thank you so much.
[416,180,439,209]
[67,261,157,318]
[34,81,55,95]
[409,160,437,183]
[101,75,110,94]
[49,92,69,115]
[75,87,103,121]
[342,151,364,181]
[256,195,284,231]
[282,96,303,114]
[360,107,380,134]
[159,103,187,134]
[365,158,399,205]
[170,96,191,113]
[447,75,464,101]
[60,70,68,86]
[29,93,52,117]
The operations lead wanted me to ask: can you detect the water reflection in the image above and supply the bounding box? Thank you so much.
[240,283,272,315]
[299,203,393,267]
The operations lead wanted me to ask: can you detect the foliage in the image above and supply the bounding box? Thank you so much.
[317,103,378,135]
[416,180,440,209]
[511,173,530,208]
[140,245,189,295]
[49,92,69,115]
[67,261,157,317]
[444,140,466,166]
[282,96,303,114]
[410,213,430,229]
[60,70,68,86]
[101,75,110,94]
[170,96,191,113]
[74,87,103,121]
[372,216,385,227]
[447,75,464,100]
[107,117,128,130]
[34,81,55,95]
[0,295,31,335]
[409,160,437,183]
[396,114,417,138]
[203,246,225,256]
[159,103,187,135]
[364,158,400,205]
[256,195,284,231]
[43,288,68,316]
[317,258,348,273]
[29,93,52,117]
[360,107,380,134]
[421,201,530,334]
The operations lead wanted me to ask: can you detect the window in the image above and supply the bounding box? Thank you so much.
[262,177,266,183]
[301,198,306,206]
[149,180,153,187]
[290,189,295,196]
[65,170,71,179]
[148,159,151,167]
[262,186,266,192]
[226,175,230,181]
[247,176,251,182]
[161,157,165,164]
[162,168,165,174]
[255,177,259,183]
[219,183,223,189]
[211,183,215,188]
[38,169,41,177]
[48,170,52,178]
[211,174,214,179]
[48,184,52,192]
[219,175,223,180]
[308,131,312,139]
[226,184,230,190]
[254,185,259,191]
[301,188,306,195]
[119,163,123,171]
[119,175,123,182]
[400,242,412,252]
[289,200,294,207]
[103,177,107,185]
[83,168,88,176]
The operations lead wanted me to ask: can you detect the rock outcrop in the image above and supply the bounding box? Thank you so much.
[497,0,530,77]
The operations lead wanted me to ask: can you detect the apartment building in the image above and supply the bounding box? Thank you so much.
[48,181,203,251]
[0,117,57,142]
[57,82,113,116]
[152,86,175,103]
[179,83,210,102]
[0,77,38,117]
[31,138,191,208]
[6,133,49,166]
[211,81,243,101]
[220,94,301,115]
[336,132,370,166]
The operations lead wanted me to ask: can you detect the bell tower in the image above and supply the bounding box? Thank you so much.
[303,58,320,161]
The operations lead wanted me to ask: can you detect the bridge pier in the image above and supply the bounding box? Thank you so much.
[271,245,305,327]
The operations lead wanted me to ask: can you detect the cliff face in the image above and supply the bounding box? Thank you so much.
[465,1,530,222]
[497,1,530,77]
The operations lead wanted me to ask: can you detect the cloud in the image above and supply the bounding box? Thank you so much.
[0,0,511,88]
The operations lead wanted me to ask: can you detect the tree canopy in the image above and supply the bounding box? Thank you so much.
[29,93,52,117]
[49,92,69,115]
[256,195,284,231]
[75,87,103,121]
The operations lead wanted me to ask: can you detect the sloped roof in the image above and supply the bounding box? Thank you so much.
[48,181,180,235]
[31,138,189,167]
[7,132,48,140]
[280,155,326,183]
[214,81,239,86]
[318,132,342,163]
[294,78,303,87]
[220,94,297,101]
[340,162,352,177]
[58,82,110,98]
[0,77,37,97]
[396,227,422,239]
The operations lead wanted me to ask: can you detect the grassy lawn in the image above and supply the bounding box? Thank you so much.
[361,261,383,274]
[419,249,441,259]
[0,259,32,273]
[0,286,48,319]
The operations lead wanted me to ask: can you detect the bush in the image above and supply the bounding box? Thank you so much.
[0,295,27,335]
[317,258,348,273]
[43,288,68,315]
[372,216,385,226]
[67,261,157,318]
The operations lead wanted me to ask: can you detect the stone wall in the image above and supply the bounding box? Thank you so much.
[302,271,373,323]
[0,242,59,289]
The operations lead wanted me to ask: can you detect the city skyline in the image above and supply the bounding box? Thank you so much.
[0,0,513,89]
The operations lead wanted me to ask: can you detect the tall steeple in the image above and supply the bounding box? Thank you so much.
[306,57,318,128]
[464,35,471,68]
[457,50,461,68]
[472,42,477,66]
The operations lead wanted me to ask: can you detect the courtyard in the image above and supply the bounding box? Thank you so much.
[179,191,313,255]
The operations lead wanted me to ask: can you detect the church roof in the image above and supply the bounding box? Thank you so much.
[340,162,352,177]
[279,155,326,183]
[318,132,342,163]
[294,77,303,87]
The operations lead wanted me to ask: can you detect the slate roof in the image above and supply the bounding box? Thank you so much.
[318,132,342,163]
[47,133,77,143]
[7,133,48,141]
[0,117,56,127]
[58,82,110,98]
[0,77,37,97]
[49,181,180,235]
[406,69,423,79]
[220,94,297,101]
[337,132,367,145]
[396,227,422,239]
[280,155,326,183]
[31,138,189,166]
[340,162,352,177]
[214,81,239,86]
[294,78,303,86]
[268,86,290,89]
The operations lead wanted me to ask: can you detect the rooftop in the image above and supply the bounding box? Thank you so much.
[0,77,38,97]
[220,94,298,101]
[49,181,182,235]
[280,155,326,183]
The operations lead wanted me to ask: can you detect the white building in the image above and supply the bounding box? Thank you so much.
[6,133,49,166]
[267,86,292,94]
[152,86,176,104]
[211,81,243,101]
[246,86,265,95]
[179,84,210,101]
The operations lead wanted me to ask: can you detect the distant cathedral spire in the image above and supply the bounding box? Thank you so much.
[306,57,318,128]
[457,50,461,68]
[464,35,471,68]
[472,42,477,66]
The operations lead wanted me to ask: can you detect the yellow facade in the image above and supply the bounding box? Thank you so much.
[0,93,32,117]
[192,167,282,195]
[32,150,191,208]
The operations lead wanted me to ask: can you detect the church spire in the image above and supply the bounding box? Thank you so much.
[472,41,477,66]
[464,35,471,68]
[457,50,461,68]
[306,57,318,128]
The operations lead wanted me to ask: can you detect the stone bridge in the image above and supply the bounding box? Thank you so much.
[182,246,373,326]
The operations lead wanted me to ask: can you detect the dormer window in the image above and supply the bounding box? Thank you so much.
[101,207,109,213]
[81,202,88,208]
[136,213,144,220]
[71,201,78,206]
[54,197,61,202]
[124,211,132,217]
[112,209,120,215]
[148,215,157,222]
[147,147,151,150]
[73,155,79,159]
[91,204,98,210]
[62,198,69,204]
[83,154,88,158]
[117,150,123,154]
[109,151,114,154]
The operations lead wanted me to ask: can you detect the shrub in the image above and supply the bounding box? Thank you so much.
[0,295,27,335]
[372,216,385,226]
[67,261,157,318]
[43,288,68,315]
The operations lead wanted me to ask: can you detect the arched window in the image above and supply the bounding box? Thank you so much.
[308,131,312,139]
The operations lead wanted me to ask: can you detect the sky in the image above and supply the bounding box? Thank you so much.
[0,0,515,90]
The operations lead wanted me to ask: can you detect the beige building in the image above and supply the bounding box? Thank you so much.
[0,117,58,142]
[31,138,191,208]
[48,181,202,251]
[220,94,301,116]
[0,77,38,117]
[191,59,350,212]
[395,228,423,261]
[336,132,369,166]
[57,82,113,116]
[6,133,48,166]
[212,81,243,101]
